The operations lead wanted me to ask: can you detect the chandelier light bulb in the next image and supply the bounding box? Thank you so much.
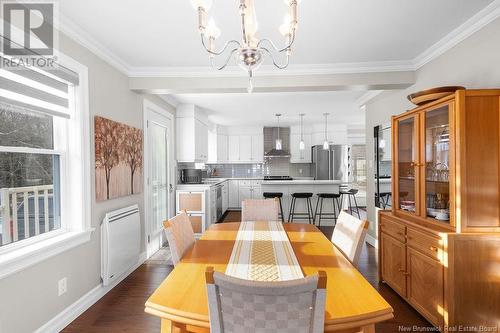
[299,140,305,150]
[206,18,221,39]
[191,0,213,10]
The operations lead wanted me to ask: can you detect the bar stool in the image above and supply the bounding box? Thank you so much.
[263,192,285,223]
[288,193,314,224]
[340,189,360,218]
[314,193,341,227]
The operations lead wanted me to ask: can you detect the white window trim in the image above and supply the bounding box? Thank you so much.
[0,52,93,279]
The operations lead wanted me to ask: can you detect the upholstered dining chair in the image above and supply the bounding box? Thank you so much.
[205,267,327,333]
[241,198,280,222]
[331,211,369,266]
[162,211,195,266]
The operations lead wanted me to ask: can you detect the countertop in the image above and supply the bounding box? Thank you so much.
[261,180,343,185]
[176,178,342,189]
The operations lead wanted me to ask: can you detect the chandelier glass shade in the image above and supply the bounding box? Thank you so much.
[191,0,300,93]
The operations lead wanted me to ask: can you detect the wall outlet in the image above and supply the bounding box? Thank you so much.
[58,277,67,296]
[247,169,250,174]
[299,169,303,174]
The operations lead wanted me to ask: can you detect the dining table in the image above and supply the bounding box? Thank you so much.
[145,222,393,333]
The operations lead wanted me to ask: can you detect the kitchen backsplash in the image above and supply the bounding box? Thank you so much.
[179,159,313,179]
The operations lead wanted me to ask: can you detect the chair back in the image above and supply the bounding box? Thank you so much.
[205,267,327,333]
[331,211,369,266]
[162,211,195,266]
[241,199,279,222]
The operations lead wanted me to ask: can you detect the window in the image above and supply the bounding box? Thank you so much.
[0,53,90,268]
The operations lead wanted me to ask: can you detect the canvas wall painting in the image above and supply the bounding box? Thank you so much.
[95,116,143,201]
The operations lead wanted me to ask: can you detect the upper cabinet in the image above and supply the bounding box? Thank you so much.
[227,133,264,163]
[392,89,500,233]
[176,105,209,163]
[290,133,312,163]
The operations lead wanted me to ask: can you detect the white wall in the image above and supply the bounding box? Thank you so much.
[365,16,500,238]
[0,32,175,333]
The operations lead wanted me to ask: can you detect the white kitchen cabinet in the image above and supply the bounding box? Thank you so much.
[290,133,312,163]
[227,134,263,163]
[228,179,240,208]
[217,134,228,162]
[176,115,209,163]
[239,135,252,161]
[239,186,253,203]
[222,181,229,213]
[207,130,217,163]
[228,136,240,162]
[251,134,264,162]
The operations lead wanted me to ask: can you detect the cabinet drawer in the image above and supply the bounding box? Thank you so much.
[239,180,253,186]
[407,228,442,261]
[380,218,406,242]
[187,214,203,234]
[177,192,204,213]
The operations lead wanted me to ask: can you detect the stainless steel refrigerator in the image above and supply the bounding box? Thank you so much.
[312,145,351,182]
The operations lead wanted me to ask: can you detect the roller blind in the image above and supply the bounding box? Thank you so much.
[0,36,79,119]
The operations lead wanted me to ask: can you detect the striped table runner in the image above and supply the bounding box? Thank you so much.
[225,221,304,281]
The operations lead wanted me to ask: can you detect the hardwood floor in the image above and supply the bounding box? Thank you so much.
[63,210,434,332]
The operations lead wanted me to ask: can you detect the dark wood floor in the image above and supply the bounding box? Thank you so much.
[64,211,434,332]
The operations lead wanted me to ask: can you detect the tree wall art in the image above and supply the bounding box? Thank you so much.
[95,116,143,201]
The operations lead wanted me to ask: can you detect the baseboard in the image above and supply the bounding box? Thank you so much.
[35,252,147,333]
[365,234,378,248]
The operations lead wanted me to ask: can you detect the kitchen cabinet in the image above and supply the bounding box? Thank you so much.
[228,136,240,162]
[176,116,208,163]
[228,180,239,208]
[238,180,262,207]
[406,247,443,327]
[222,181,228,213]
[251,134,264,162]
[290,133,312,163]
[239,135,252,161]
[380,232,407,297]
[227,134,264,163]
[238,185,253,203]
[217,134,228,162]
[176,191,206,235]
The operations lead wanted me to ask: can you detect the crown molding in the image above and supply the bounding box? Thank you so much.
[57,1,500,79]
[356,90,383,107]
[58,15,131,75]
[413,0,500,69]
[127,61,416,78]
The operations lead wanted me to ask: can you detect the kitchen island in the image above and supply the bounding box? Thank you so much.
[262,179,344,225]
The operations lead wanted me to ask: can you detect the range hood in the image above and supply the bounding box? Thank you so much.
[264,127,291,157]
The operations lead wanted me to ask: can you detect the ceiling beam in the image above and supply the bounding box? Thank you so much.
[129,70,415,94]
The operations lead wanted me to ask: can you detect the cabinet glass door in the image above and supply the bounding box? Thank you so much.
[397,116,417,214]
[423,104,451,223]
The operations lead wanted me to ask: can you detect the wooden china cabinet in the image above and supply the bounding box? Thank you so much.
[379,89,500,330]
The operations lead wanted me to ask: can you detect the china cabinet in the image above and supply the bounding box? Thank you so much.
[380,89,500,330]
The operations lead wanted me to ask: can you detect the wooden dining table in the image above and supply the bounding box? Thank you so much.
[145,222,393,333]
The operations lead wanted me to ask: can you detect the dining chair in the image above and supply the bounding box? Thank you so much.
[331,211,369,266]
[162,211,195,266]
[241,198,280,222]
[205,267,327,333]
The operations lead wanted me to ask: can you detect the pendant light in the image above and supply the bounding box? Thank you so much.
[275,113,282,150]
[323,113,330,150]
[299,113,305,150]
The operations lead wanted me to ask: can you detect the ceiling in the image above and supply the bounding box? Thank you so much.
[59,0,495,70]
[170,91,366,126]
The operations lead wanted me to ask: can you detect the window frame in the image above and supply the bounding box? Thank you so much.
[0,52,92,279]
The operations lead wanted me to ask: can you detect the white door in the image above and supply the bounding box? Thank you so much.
[144,101,173,258]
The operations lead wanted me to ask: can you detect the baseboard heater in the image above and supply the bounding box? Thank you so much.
[101,204,141,286]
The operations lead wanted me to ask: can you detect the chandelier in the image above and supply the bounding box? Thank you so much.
[190,0,299,93]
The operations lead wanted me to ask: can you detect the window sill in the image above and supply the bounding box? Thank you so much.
[0,229,94,280]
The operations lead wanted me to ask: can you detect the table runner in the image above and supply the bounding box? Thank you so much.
[225,221,304,281]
